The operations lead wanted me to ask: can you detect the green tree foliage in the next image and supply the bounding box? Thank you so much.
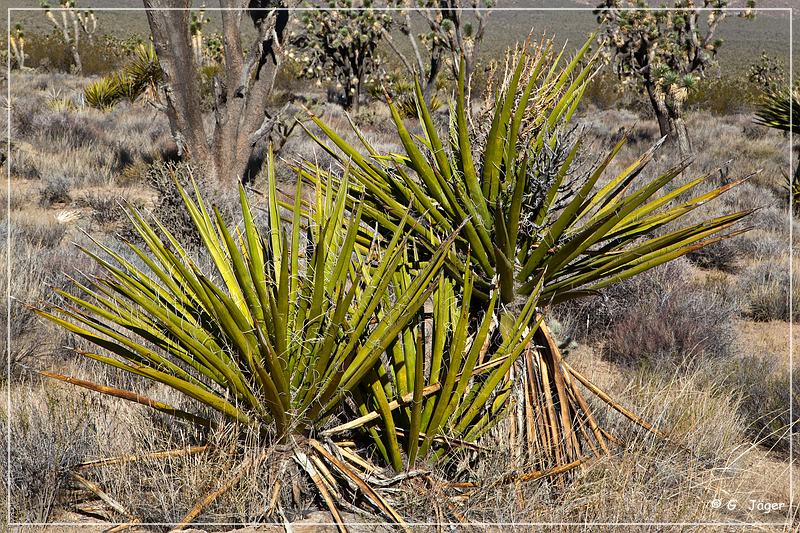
[289,0,392,111]
[595,0,755,156]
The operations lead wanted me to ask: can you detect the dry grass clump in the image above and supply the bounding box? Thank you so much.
[2,363,209,525]
[738,256,799,322]
[88,423,319,525]
[3,376,108,523]
[2,233,67,381]
[722,354,798,454]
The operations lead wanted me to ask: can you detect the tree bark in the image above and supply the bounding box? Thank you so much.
[645,81,671,139]
[144,0,210,163]
[670,113,692,159]
[144,0,288,187]
[421,45,442,106]
[644,81,692,158]
[666,86,692,158]
[70,16,82,75]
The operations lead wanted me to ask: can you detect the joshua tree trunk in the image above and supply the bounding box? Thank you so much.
[667,86,692,158]
[670,113,692,158]
[645,81,692,158]
[645,81,671,140]
[144,0,290,187]
[421,46,442,106]
[52,11,83,74]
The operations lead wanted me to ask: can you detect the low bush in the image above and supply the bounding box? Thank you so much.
[723,355,798,454]
[554,259,738,369]
[738,257,799,322]
[686,75,761,115]
[23,31,127,75]
[38,176,72,207]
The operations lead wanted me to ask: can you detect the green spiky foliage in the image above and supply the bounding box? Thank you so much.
[38,149,555,525]
[302,38,751,311]
[756,87,800,207]
[756,88,799,135]
[84,75,125,110]
[347,260,543,471]
[37,157,453,440]
[300,37,752,471]
[84,44,162,111]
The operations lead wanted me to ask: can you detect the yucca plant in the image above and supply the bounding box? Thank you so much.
[304,38,749,308]
[36,155,472,526]
[334,261,543,473]
[301,37,752,470]
[755,86,800,203]
[755,87,799,134]
[84,44,162,111]
[84,75,125,110]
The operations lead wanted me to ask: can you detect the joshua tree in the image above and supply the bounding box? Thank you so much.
[748,50,785,95]
[189,5,210,65]
[289,0,392,112]
[143,0,293,186]
[41,0,98,75]
[382,0,494,104]
[9,24,26,69]
[595,0,755,157]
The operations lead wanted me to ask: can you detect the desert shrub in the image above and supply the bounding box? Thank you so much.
[580,71,647,112]
[23,30,126,75]
[737,229,788,261]
[602,280,737,368]
[0,230,83,381]
[10,143,42,181]
[28,109,103,151]
[76,192,130,227]
[738,257,799,321]
[116,158,152,187]
[38,176,72,207]
[723,355,798,453]
[685,237,741,272]
[686,75,761,115]
[554,259,737,368]
[2,382,98,522]
[10,71,174,187]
